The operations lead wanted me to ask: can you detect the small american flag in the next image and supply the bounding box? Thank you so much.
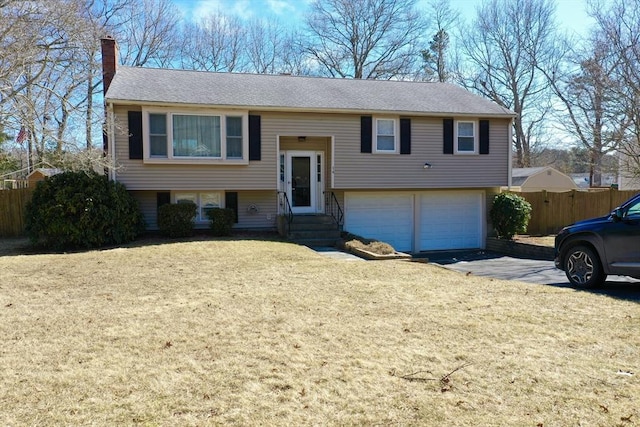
[16,126,26,144]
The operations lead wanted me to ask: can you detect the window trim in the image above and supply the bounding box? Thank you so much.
[142,107,249,164]
[373,117,399,154]
[454,120,478,155]
[173,191,224,223]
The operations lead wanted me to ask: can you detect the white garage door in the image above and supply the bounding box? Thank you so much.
[419,192,483,251]
[345,193,413,252]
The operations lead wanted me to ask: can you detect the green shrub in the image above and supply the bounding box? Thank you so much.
[158,202,197,237]
[207,208,235,236]
[24,171,145,250]
[490,192,532,240]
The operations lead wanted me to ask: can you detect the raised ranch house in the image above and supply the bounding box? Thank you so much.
[101,37,515,252]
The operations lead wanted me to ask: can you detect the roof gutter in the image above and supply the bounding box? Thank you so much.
[103,98,517,119]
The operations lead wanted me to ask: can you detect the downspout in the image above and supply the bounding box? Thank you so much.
[508,117,514,190]
[107,102,116,181]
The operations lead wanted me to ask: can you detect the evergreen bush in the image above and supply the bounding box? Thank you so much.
[207,208,235,236]
[24,171,144,250]
[489,192,532,240]
[157,202,197,237]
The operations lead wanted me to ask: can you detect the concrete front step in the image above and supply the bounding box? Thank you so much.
[287,214,341,247]
[290,214,336,225]
[288,222,340,232]
[288,230,341,240]
[293,238,341,247]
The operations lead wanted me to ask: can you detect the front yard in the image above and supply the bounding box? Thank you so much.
[1,237,638,425]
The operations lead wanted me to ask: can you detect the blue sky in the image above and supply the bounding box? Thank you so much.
[172,0,597,36]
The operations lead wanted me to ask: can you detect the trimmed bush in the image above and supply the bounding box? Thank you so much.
[158,202,197,237]
[207,208,235,236]
[490,192,532,240]
[24,171,145,250]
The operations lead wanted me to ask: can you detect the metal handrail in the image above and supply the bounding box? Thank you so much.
[324,191,344,227]
[277,191,294,234]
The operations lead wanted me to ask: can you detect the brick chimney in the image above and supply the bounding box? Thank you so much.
[100,36,118,96]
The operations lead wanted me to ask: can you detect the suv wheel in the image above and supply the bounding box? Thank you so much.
[564,245,606,288]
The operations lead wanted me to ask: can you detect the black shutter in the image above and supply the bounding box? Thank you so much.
[225,192,238,223]
[102,127,108,152]
[249,115,261,161]
[479,119,490,154]
[400,118,411,155]
[361,116,372,153]
[157,191,170,212]
[443,118,454,154]
[128,111,143,160]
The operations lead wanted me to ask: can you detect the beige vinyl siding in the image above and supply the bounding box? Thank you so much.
[114,106,510,192]
[261,112,510,189]
[132,190,277,231]
[235,190,277,229]
[113,106,276,190]
[333,116,510,189]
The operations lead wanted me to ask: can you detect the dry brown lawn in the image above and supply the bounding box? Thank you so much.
[1,236,638,426]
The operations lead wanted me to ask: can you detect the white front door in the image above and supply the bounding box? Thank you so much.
[287,151,317,214]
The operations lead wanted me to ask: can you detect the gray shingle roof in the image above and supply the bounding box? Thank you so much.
[106,66,515,117]
[512,167,546,178]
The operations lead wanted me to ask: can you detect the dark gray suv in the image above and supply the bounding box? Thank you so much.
[554,192,640,288]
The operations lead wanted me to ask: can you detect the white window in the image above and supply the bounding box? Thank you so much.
[149,113,167,157]
[226,116,243,159]
[374,118,397,153]
[455,121,477,154]
[175,192,222,222]
[143,109,248,164]
[173,115,220,157]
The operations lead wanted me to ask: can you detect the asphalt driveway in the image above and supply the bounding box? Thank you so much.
[425,249,640,301]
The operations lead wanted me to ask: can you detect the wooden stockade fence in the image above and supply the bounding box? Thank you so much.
[0,188,34,237]
[514,189,639,236]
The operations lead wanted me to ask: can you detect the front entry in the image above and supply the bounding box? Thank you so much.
[286,151,320,214]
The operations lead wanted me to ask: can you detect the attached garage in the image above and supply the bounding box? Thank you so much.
[418,191,483,251]
[343,193,414,252]
[344,191,485,253]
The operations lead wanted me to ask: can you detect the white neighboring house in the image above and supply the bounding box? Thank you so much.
[618,151,640,190]
[511,167,578,192]
[571,172,618,189]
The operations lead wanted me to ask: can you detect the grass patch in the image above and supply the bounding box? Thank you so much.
[1,238,638,425]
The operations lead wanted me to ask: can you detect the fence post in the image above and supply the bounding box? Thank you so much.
[571,189,577,225]
[609,187,616,211]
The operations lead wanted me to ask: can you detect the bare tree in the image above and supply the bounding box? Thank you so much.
[541,35,624,186]
[303,0,427,79]
[460,0,562,167]
[1,0,93,168]
[0,1,73,108]
[590,0,640,181]
[245,19,284,74]
[78,0,130,149]
[179,12,246,72]
[421,0,459,82]
[0,0,135,172]
[116,0,181,67]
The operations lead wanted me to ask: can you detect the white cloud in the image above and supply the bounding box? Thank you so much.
[265,0,296,15]
[175,0,308,24]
